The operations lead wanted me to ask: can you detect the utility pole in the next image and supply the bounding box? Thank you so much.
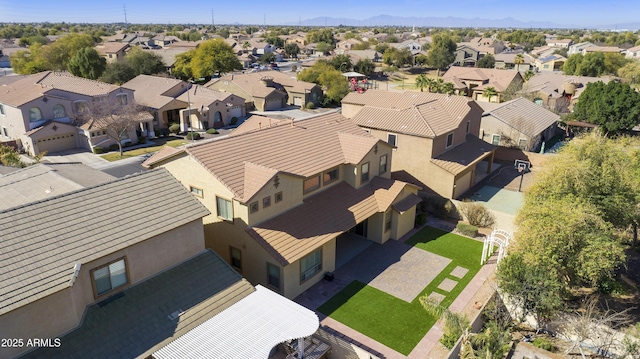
[211,9,214,27]
[123,4,127,26]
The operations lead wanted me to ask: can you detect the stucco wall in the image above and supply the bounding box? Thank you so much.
[283,239,336,299]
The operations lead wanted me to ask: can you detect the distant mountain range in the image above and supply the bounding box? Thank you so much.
[289,15,640,30]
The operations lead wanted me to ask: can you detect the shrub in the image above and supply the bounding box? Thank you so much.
[230,117,239,125]
[109,144,119,152]
[137,136,147,144]
[532,337,555,351]
[186,132,200,140]
[305,101,315,109]
[92,146,104,154]
[206,128,218,134]
[456,223,478,237]
[434,199,455,219]
[169,124,181,134]
[458,201,496,227]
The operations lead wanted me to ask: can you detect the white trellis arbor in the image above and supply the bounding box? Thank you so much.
[481,229,512,265]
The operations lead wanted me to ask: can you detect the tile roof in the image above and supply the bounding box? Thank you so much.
[145,112,386,203]
[247,178,418,265]
[392,193,422,214]
[345,90,481,138]
[122,74,188,109]
[211,71,318,96]
[479,97,560,137]
[523,73,612,100]
[0,163,115,210]
[228,115,290,136]
[37,71,121,96]
[94,42,129,55]
[0,168,210,314]
[442,67,522,92]
[176,85,245,110]
[431,135,495,175]
[23,250,255,359]
[0,72,51,107]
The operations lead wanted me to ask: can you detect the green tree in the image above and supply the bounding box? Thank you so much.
[497,253,564,331]
[259,52,276,64]
[427,33,456,76]
[562,53,583,75]
[67,47,106,80]
[40,33,96,71]
[571,81,640,135]
[375,43,389,54]
[298,62,348,105]
[415,74,430,92]
[306,29,335,45]
[100,62,137,84]
[603,52,630,75]
[315,41,331,55]
[284,43,300,58]
[172,50,194,80]
[10,46,47,74]
[618,61,640,85]
[329,54,352,72]
[353,59,375,76]
[523,70,535,82]
[382,47,412,68]
[576,52,606,77]
[125,47,165,75]
[476,54,495,69]
[185,39,242,79]
[0,144,26,168]
[514,53,524,72]
[482,86,498,102]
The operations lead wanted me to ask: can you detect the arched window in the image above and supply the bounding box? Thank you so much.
[214,111,222,124]
[29,107,43,122]
[53,104,67,119]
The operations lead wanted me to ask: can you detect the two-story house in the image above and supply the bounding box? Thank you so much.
[94,42,130,63]
[0,71,153,155]
[342,90,496,199]
[442,67,524,103]
[142,112,422,299]
[1,168,320,359]
[176,85,246,131]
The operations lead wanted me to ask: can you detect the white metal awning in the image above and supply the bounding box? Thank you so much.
[153,285,319,359]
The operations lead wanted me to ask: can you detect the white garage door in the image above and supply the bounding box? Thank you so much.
[265,99,281,111]
[293,97,303,106]
[36,133,76,154]
[229,106,243,118]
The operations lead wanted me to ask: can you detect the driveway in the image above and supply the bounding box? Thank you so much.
[42,149,146,178]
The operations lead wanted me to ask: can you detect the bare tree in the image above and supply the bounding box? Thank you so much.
[78,96,153,156]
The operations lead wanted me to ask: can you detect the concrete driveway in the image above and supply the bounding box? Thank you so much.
[42,149,147,178]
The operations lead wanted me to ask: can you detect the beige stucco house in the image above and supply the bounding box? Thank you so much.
[342,90,496,199]
[176,85,246,131]
[522,73,611,112]
[143,112,421,299]
[94,41,129,63]
[206,71,323,110]
[478,97,560,152]
[442,67,524,103]
[123,74,189,132]
[0,71,153,155]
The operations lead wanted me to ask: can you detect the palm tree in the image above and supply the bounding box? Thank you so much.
[482,86,498,102]
[433,78,445,93]
[514,54,524,72]
[415,74,430,92]
[441,82,455,95]
[523,70,535,82]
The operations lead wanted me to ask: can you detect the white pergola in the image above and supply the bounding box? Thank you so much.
[481,229,512,265]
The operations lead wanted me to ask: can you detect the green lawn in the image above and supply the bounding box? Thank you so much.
[100,139,188,162]
[317,226,484,355]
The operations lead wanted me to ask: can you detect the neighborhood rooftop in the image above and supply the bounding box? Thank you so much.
[0,168,210,314]
[478,97,561,137]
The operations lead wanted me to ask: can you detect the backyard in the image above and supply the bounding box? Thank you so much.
[317,227,484,355]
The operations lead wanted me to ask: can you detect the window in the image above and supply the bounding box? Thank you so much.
[190,186,203,197]
[491,134,501,146]
[518,138,528,150]
[29,107,43,122]
[2,126,7,137]
[53,104,66,119]
[446,133,454,148]
[230,247,242,272]
[92,258,128,297]
[534,98,543,106]
[387,133,397,147]
[216,196,233,221]
[385,208,392,232]
[275,191,283,203]
[379,155,388,175]
[466,121,471,134]
[361,162,370,183]
[323,167,338,185]
[263,196,271,208]
[267,263,280,290]
[303,174,321,194]
[300,248,322,282]
[117,93,128,105]
[250,201,259,213]
[74,101,88,114]
[0,104,4,115]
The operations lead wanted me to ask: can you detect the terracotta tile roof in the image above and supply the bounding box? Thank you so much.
[122,74,188,109]
[212,71,318,96]
[176,85,245,109]
[229,115,290,137]
[431,135,495,175]
[523,73,612,101]
[94,42,129,55]
[142,146,185,168]
[145,112,386,203]
[479,97,560,137]
[0,72,51,107]
[346,90,481,138]
[247,177,418,265]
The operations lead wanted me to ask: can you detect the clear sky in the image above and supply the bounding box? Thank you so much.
[0,0,637,28]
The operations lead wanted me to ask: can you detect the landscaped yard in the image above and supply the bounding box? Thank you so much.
[100,139,188,162]
[317,227,484,355]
